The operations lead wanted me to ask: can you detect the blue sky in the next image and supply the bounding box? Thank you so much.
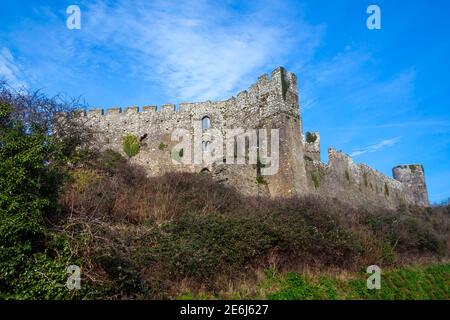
[0,0,449,203]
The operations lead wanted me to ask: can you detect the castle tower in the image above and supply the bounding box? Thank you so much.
[256,67,309,196]
[393,164,430,207]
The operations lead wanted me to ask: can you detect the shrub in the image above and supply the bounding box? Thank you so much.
[0,84,90,299]
[305,132,317,143]
[122,134,140,158]
[256,175,267,185]
[58,150,450,298]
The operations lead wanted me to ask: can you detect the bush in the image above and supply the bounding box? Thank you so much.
[256,175,267,185]
[305,132,317,143]
[0,84,91,299]
[58,150,450,298]
[122,134,140,158]
[159,142,168,150]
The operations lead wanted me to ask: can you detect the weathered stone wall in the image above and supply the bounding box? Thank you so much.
[77,67,308,197]
[303,148,420,209]
[302,132,321,162]
[69,67,429,208]
[393,165,429,207]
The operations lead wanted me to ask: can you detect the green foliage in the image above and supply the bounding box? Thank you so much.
[122,134,140,158]
[153,215,277,281]
[380,238,395,263]
[265,263,450,300]
[0,234,91,299]
[142,211,363,283]
[311,172,320,188]
[384,183,390,197]
[95,254,153,298]
[159,142,168,150]
[72,169,100,192]
[0,103,77,298]
[0,93,92,299]
[362,211,446,255]
[305,132,317,143]
[267,273,338,300]
[256,158,266,169]
[256,175,267,185]
[99,149,126,170]
[345,264,450,300]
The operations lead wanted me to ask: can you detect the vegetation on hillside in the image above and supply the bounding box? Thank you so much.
[0,83,449,299]
[0,82,93,299]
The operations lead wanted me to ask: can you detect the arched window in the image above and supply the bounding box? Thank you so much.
[202,116,210,130]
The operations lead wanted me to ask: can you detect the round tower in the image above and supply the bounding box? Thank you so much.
[392,164,429,207]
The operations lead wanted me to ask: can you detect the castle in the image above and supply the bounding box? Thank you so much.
[75,67,429,209]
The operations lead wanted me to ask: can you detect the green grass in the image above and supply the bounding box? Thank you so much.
[266,263,449,300]
[176,263,449,300]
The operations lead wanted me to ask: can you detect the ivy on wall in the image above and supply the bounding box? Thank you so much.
[122,134,140,158]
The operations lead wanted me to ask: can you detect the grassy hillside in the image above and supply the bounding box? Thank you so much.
[265,263,449,300]
[178,263,450,300]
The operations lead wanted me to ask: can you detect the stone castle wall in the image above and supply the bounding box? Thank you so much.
[303,147,422,209]
[70,67,429,208]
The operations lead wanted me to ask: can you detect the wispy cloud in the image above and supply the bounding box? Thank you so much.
[0,48,26,88]
[9,0,322,102]
[76,0,324,101]
[350,137,401,157]
[299,48,417,119]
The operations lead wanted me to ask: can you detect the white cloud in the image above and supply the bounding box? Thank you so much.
[350,137,401,157]
[76,0,323,101]
[0,48,26,88]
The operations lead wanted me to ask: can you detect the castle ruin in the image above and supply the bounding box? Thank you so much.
[74,67,429,209]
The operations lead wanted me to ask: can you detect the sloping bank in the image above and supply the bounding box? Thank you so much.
[178,263,449,300]
[265,263,449,300]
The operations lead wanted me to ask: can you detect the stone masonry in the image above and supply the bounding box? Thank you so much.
[70,67,429,209]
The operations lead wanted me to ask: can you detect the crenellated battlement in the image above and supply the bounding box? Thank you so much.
[68,66,299,121]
